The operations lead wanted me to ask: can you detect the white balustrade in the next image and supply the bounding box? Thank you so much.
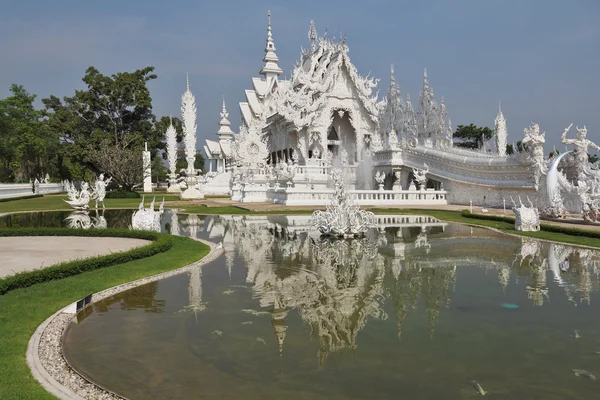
[265,188,448,206]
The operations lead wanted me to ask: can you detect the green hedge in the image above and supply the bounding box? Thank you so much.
[462,210,600,239]
[461,210,515,224]
[0,228,172,295]
[105,190,141,199]
[0,194,43,203]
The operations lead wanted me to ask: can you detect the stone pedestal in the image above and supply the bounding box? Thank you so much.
[142,148,152,193]
[167,175,181,193]
[180,176,202,199]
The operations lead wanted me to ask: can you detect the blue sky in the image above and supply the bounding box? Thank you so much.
[1,0,599,153]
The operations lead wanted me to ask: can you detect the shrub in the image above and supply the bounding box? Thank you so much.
[105,190,141,199]
[0,228,172,295]
[0,194,44,203]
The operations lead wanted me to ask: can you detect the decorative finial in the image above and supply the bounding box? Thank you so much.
[499,100,502,113]
[220,96,228,120]
[323,28,327,39]
[186,72,190,91]
[424,68,428,80]
[308,19,317,43]
[267,9,271,27]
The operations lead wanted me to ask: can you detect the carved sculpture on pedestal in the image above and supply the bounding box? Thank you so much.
[311,168,376,238]
[375,170,385,191]
[412,164,429,190]
[180,74,202,200]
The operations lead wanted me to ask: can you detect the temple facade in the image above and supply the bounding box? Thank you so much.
[200,11,587,212]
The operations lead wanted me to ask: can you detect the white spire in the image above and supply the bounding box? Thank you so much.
[217,97,235,141]
[308,19,317,48]
[165,118,178,177]
[260,10,283,84]
[181,75,197,175]
[495,101,507,156]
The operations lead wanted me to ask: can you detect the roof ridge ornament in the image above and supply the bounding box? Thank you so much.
[308,19,317,48]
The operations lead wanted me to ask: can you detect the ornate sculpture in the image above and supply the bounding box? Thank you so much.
[541,152,571,219]
[311,169,376,238]
[561,124,600,181]
[375,170,385,190]
[91,173,112,209]
[521,123,546,190]
[412,164,429,190]
[180,74,201,199]
[165,119,181,193]
[131,197,164,232]
[64,181,91,210]
[511,196,540,232]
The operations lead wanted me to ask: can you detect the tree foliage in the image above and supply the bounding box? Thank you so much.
[0,85,60,182]
[453,124,494,150]
[42,66,162,186]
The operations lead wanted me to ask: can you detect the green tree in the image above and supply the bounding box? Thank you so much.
[453,124,494,150]
[151,152,168,184]
[589,153,599,164]
[0,85,60,182]
[505,140,526,155]
[43,66,161,189]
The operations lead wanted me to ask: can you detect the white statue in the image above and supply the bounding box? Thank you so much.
[561,124,600,181]
[311,168,376,238]
[42,173,50,184]
[511,196,540,232]
[91,173,112,209]
[522,123,546,189]
[375,170,385,190]
[131,196,165,232]
[64,181,92,210]
[412,163,429,190]
[33,178,40,194]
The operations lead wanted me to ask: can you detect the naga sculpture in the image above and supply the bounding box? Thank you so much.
[131,196,165,232]
[311,169,376,238]
[64,181,92,210]
[511,196,540,232]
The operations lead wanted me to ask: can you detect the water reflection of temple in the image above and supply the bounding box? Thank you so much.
[185,214,600,364]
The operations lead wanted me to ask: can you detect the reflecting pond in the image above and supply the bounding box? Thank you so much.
[6,211,600,399]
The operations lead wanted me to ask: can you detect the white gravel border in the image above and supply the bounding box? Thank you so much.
[27,238,222,400]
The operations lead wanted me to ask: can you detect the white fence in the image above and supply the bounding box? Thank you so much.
[0,183,65,199]
[266,188,448,206]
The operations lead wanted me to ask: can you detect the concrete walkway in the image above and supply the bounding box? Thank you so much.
[0,237,151,278]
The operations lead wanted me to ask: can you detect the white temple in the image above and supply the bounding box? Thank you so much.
[198,11,597,213]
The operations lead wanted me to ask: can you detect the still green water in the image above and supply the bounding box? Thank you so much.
[57,213,599,399]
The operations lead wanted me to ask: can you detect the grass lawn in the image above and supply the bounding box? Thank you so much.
[0,194,182,214]
[0,235,210,400]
